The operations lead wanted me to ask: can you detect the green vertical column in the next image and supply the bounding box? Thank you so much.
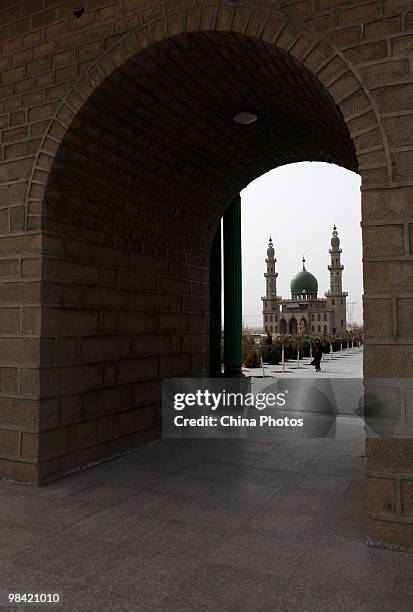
[209,222,222,377]
[223,195,243,377]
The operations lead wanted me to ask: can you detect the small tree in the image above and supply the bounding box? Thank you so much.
[261,344,281,365]
[301,339,311,357]
[244,350,261,368]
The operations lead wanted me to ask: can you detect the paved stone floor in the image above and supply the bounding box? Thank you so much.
[1,407,412,611]
[248,350,364,419]
[244,346,363,379]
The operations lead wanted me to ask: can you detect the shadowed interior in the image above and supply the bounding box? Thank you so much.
[39,31,358,480]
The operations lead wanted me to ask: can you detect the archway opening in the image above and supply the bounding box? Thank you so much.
[241,161,363,340]
[40,30,359,480]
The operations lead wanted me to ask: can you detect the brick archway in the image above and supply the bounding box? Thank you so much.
[28,2,390,212]
[35,25,363,474]
[1,0,412,549]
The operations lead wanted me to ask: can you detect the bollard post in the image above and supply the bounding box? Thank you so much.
[297,349,300,370]
[282,344,285,373]
[330,343,333,360]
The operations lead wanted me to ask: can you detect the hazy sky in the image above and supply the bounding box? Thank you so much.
[240,162,363,329]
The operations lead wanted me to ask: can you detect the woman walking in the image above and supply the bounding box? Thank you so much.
[312,339,323,372]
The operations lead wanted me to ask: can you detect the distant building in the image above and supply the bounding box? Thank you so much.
[262,227,347,336]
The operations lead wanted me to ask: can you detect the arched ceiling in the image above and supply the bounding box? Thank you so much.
[47,31,358,258]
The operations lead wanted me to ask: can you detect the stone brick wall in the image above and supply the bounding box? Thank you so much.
[0,0,413,548]
[37,129,211,479]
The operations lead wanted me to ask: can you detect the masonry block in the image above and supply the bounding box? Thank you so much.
[363,224,404,258]
[368,477,396,516]
[363,299,393,338]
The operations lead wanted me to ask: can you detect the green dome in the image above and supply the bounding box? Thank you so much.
[290,261,318,296]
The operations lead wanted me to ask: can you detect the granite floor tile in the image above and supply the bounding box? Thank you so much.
[0,413,406,612]
[66,482,143,506]
[292,542,398,594]
[158,563,286,612]
[10,534,126,580]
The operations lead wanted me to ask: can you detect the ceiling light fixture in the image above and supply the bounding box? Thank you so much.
[233,112,258,125]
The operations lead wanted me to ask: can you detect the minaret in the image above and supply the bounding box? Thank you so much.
[262,237,280,334]
[265,237,277,299]
[325,225,348,335]
[328,225,343,294]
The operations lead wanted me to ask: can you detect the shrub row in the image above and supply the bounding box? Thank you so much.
[243,332,362,367]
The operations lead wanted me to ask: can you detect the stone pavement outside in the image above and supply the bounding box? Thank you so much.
[243,346,363,379]
[1,393,412,611]
[248,349,364,420]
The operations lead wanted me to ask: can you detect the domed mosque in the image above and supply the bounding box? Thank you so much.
[262,226,348,336]
[290,259,318,298]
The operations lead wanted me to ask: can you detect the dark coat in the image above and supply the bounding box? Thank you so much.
[313,345,322,363]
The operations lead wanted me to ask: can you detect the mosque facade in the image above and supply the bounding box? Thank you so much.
[262,227,347,337]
